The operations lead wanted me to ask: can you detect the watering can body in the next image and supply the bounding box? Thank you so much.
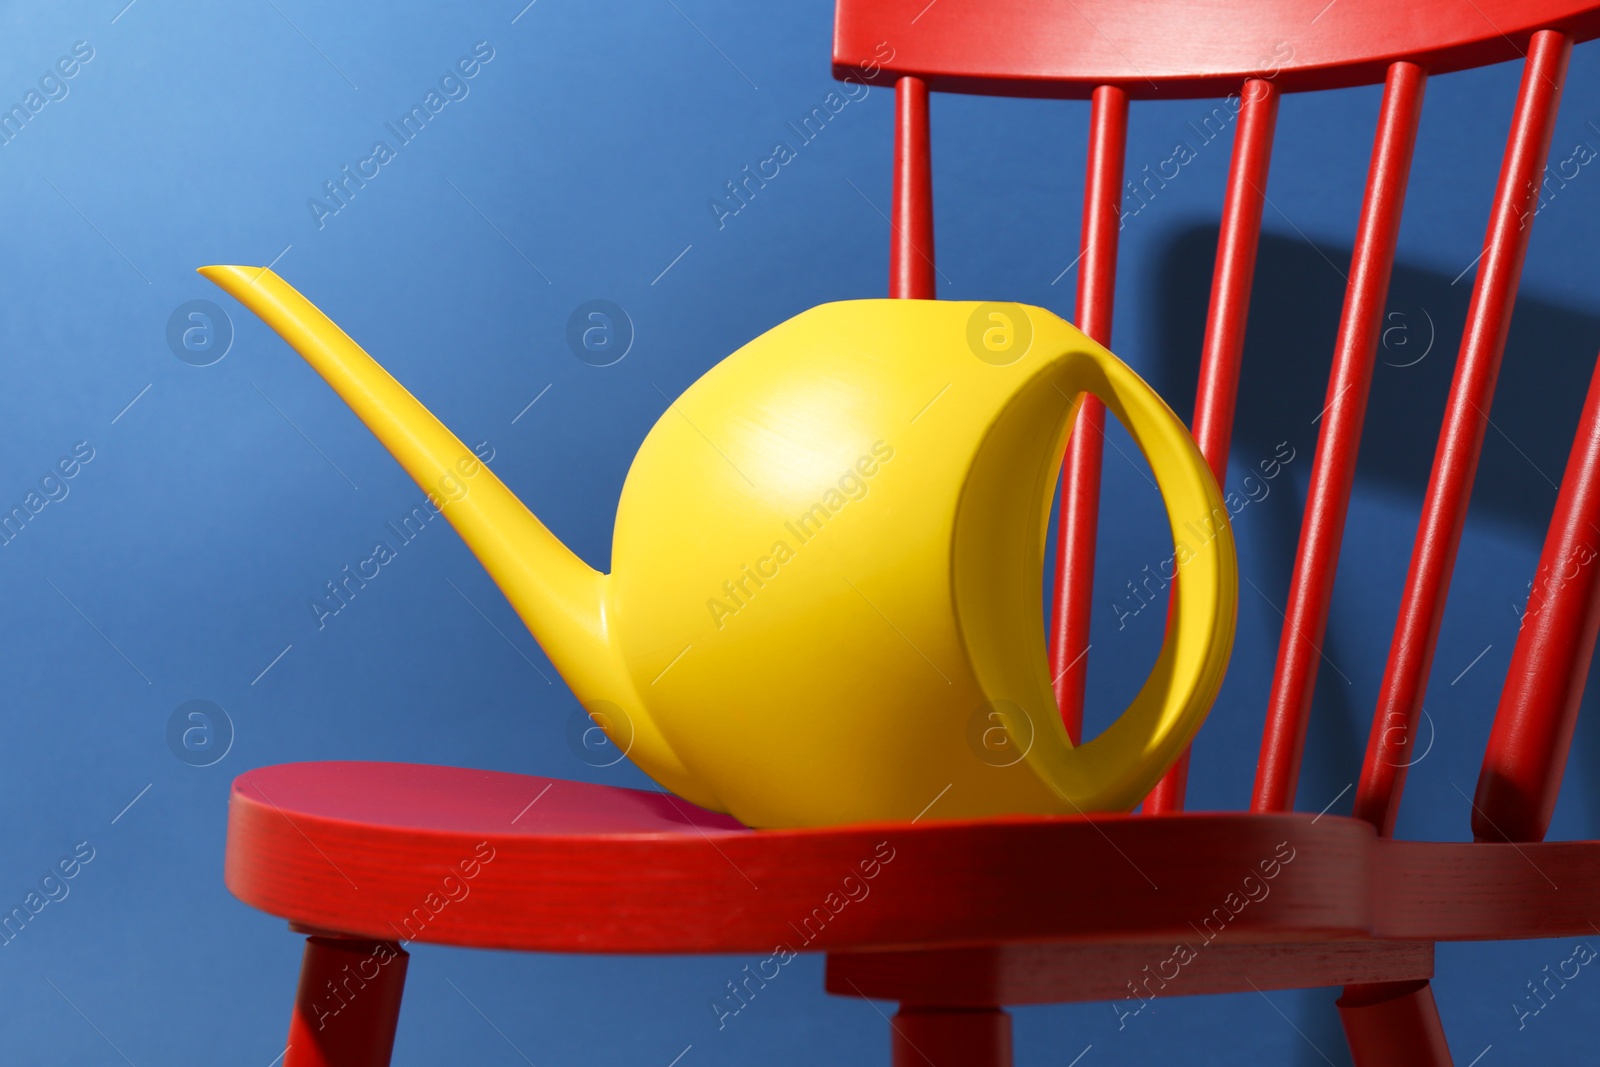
[202,267,1236,828]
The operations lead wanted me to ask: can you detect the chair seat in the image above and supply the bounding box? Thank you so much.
[227,762,1600,957]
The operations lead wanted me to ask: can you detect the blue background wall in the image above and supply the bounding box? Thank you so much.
[0,0,1597,1063]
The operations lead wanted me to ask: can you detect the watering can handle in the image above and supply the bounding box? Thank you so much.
[1040,343,1238,811]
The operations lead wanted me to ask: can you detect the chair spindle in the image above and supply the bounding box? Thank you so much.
[1253,61,1428,813]
[891,76,936,300]
[1050,84,1127,745]
[1474,347,1600,842]
[1146,77,1281,813]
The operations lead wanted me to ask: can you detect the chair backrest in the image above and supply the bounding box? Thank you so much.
[833,0,1600,841]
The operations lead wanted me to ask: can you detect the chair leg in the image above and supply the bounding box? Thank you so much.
[283,935,410,1067]
[890,1005,1012,1066]
[1337,979,1452,1067]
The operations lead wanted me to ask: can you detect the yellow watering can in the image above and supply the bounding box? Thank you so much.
[201,266,1236,828]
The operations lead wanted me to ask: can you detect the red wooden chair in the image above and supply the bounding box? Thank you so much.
[226,2,1600,1064]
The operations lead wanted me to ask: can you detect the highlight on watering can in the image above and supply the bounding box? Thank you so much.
[199,264,1238,829]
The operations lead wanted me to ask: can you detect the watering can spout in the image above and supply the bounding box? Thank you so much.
[197,264,606,664]
[198,266,708,803]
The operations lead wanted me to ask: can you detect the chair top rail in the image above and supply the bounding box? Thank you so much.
[834,0,1600,99]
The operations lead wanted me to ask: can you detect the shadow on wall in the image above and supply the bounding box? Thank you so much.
[1149,225,1599,540]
